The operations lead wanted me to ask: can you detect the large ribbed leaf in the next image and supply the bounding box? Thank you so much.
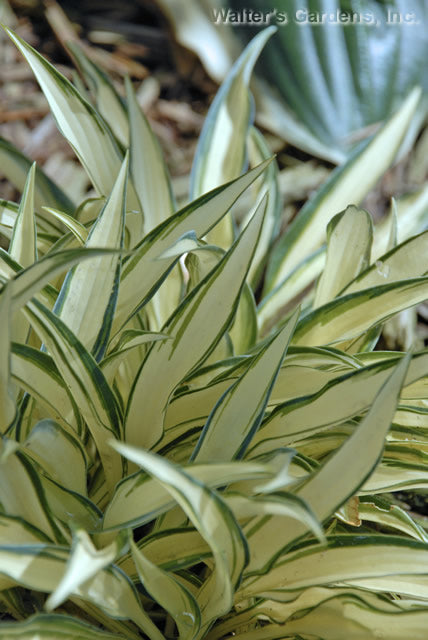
[229,0,427,157]
[124,196,266,451]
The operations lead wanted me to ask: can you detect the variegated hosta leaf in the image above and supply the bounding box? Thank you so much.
[190,27,275,248]
[111,443,248,635]
[313,205,372,308]
[244,354,409,573]
[224,588,428,640]
[23,299,123,497]
[131,539,201,640]
[248,351,428,458]
[124,195,266,451]
[293,276,428,346]
[238,535,428,600]
[192,310,299,463]
[0,438,62,542]
[9,162,37,269]
[0,544,164,640]
[0,135,74,214]
[125,75,181,326]
[0,614,127,639]
[264,87,421,294]
[42,207,89,244]
[112,159,272,336]
[54,156,128,360]
[23,419,87,495]
[103,458,280,532]
[68,42,129,148]
[3,27,137,209]
[11,344,81,435]
[45,530,124,611]
[0,284,16,432]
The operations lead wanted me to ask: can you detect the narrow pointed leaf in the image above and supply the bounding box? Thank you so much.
[193,310,298,463]
[54,156,128,359]
[190,27,275,248]
[125,195,266,450]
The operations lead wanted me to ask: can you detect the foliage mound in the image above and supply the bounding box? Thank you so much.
[0,25,428,640]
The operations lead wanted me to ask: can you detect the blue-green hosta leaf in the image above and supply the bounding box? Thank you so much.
[244,354,409,574]
[124,195,266,451]
[293,277,428,346]
[190,27,276,248]
[110,443,248,634]
[0,285,16,432]
[23,299,123,497]
[54,156,128,360]
[113,159,272,336]
[263,88,421,293]
[192,310,298,463]
[0,614,128,639]
[3,27,137,206]
[0,135,74,214]
[68,42,129,148]
[313,205,372,307]
[131,539,201,640]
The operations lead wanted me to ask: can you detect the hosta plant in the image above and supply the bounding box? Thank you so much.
[0,25,428,640]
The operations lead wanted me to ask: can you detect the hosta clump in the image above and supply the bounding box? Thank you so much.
[0,25,428,640]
